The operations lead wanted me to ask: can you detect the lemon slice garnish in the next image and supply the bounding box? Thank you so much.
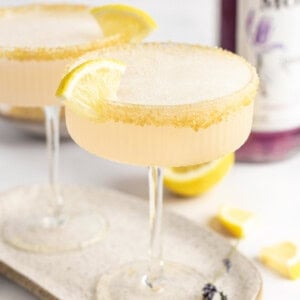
[217,205,255,238]
[164,153,234,197]
[56,59,125,119]
[260,242,300,280]
[91,4,157,42]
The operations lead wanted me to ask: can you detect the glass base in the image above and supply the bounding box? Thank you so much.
[96,261,205,300]
[3,212,107,253]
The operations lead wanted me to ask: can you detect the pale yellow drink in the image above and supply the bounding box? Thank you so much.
[0,4,118,107]
[0,4,157,254]
[59,43,259,299]
[65,43,258,167]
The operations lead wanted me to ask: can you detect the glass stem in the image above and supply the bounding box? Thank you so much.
[45,106,64,225]
[147,166,164,287]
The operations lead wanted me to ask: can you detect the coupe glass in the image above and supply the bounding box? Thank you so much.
[0,3,124,253]
[64,43,259,298]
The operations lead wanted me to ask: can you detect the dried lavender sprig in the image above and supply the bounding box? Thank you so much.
[202,283,228,300]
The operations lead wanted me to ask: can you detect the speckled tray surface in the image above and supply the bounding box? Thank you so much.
[0,186,262,300]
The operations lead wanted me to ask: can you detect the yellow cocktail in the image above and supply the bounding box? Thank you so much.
[0,4,156,253]
[58,43,258,299]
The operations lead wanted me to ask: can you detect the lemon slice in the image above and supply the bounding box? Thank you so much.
[260,242,300,280]
[164,153,234,197]
[217,205,255,238]
[91,4,157,42]
[56,59,125,119]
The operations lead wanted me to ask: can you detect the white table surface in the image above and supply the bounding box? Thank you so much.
[0,119,300,300]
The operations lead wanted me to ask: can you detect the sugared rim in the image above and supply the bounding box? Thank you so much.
[0,4,124,61]
[67,43,259,131]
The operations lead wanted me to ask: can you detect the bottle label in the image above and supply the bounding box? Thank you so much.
[237,0,300,132]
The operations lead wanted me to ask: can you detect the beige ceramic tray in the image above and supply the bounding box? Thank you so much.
[0,186,262,300]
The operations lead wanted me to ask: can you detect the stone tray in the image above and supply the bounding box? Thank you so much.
[0,186,262,299]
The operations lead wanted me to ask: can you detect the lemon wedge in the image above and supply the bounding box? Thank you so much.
[91,4,157,42]
[217,205,255,238]
[260,242,300,280]
[164,153,234,197]
[56,59,125,119]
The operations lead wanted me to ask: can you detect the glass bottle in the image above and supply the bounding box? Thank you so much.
[221,0,300,162]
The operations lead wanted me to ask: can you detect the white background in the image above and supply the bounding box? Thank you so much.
[0,1,300,299]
